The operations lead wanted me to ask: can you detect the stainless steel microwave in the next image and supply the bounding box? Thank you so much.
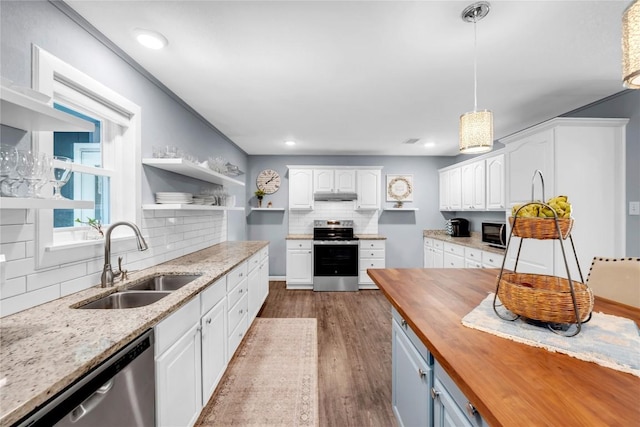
[482,222,506,248]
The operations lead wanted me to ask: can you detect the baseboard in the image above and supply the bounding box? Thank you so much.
[359,284,379,290]
[286,284,313,290]
[269,275,285,281]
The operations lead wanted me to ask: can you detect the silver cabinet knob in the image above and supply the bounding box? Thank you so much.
[206,318,212,324]
[239,288,243,293]
[418,368,427,378]
[466,402,478,418]
[401,319,407,327]
[430,387,440,400]
[239,309,243,314]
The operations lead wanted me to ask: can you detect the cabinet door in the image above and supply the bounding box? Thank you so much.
[471,161,485,210]
[313,169,334,193]
[259,256,269,307]
[156,323,202,427]
[289,169,314,210]
[448,168,462,210]
[356,169,380,210]
[505,129,554,205]
[444,252,464,269]
[392,320,431,427]
[286,249,313,284]
[248,263,261,320]
[424,241,434,268]
[439,170,450,210]
[485,154,505,210]
[335,169,356,193]
[432,378,473,427]
[433,249,444,268]
[201,298,227,405]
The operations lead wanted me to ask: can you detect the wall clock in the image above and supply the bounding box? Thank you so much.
[256,169,281,194]
[386,175,414,201]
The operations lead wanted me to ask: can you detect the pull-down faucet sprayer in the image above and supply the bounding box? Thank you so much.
[101,221,148,287]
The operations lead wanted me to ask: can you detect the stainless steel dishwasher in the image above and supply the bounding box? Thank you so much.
[18,329,155,427]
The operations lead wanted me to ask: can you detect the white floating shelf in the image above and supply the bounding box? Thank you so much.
[0,86,95,132]
[142,204,245,211]
[142,158,245,187]
[250,208,285,211]
[383,208,419,211]
[0,197,94,210]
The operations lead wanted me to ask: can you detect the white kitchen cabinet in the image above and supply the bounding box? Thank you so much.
[286,240,313,288]
[359,239,386,288]
[443,243,464,269]
[433,240,444,268]
[227,263,249,359]
[288,168,314,210]
[356,169,381,210]
[313,169,356,193]
[461,161,485,210]
[248,257,261,320]
[201,296,227,405]
[485,154,505,210]
[423,238,434,268]
[501,117,627,278]
[482,251,504,269]
[464,247,483,269]
[439,168,461,211]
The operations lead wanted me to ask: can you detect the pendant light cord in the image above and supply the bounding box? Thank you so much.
[473,13,478,112]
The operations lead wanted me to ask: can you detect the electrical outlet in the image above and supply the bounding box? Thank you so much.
[630,201,640,216]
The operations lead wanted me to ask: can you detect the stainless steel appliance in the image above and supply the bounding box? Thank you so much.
[313,219,359,292]
[482,221,507,248]
[18,330,155,427]
[445,218,470,237]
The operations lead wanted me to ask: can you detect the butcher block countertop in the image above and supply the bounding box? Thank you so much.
[368,268,640,427]
[0,241,268,427]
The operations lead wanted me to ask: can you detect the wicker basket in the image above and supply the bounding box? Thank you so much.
[497,272,593,324]
[509,216,573,240]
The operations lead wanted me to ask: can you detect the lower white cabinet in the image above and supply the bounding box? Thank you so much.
[433,361,486,427]
[201,295,227,405]
[359,239,386,288]
[286,240,313,288]
[248,247,270,321]
[481,251,504,269]
[424,239,504,271]
[443,243,464,269]
[424,239,444,268]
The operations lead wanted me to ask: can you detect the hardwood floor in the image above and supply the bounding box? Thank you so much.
[258,281,397,427]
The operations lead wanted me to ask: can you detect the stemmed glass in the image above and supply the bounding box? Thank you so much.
[0,144,18,197]
[16,151,50,198]
[49,156,73,199]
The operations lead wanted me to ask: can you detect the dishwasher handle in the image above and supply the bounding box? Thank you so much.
[69,379,114,423]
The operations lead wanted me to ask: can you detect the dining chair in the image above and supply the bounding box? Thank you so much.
[586,257,640,308]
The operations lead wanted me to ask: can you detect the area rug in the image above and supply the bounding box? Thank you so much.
[197,318,318,426]
[461,294,640,377]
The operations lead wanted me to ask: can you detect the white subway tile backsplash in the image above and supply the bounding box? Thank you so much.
[0,284,60,317]
[0,224,35,244]
[27,262,87,292]
[1,276,26,299]
[61,272,101,297]
[0,209,27,225]
[5,257,35,280]
[0,242,26,261]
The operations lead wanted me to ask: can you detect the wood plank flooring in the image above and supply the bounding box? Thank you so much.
[258,281,396,427]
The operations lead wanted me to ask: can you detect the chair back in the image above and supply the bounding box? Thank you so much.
[586,257,640,308]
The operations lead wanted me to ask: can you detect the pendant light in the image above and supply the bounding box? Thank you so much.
[459,2,493,154]
[623,0,639,88]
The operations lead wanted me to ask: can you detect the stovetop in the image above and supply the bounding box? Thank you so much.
[313,219,357,241]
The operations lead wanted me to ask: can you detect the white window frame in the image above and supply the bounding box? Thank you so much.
[32,46,141,269]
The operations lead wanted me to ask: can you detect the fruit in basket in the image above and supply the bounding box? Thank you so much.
[511,195,572,219]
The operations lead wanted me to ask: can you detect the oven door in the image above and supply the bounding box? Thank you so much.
[313,241,359,291]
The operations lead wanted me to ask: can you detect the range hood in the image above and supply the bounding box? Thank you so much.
[313,192,358,201]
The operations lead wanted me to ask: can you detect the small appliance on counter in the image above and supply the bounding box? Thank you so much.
[482,221,507,248]
[445,218,470,237]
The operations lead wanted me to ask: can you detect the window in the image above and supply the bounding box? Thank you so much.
[33,46,141,269]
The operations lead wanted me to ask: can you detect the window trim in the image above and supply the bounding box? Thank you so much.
[32,45,142,269]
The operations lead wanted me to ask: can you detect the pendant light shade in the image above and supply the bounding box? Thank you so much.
[459,2,493,154]
[623,0,640,88]
[459,110,493,154]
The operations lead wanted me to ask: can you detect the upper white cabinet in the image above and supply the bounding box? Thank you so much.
[461,161,485,210]
[439,168,461,211]
[289,168,314,210]
[356,169,381,210]
[485,154,505,210]
[0,85,94,132]
[501,117,628,278]
[313,169,356,193]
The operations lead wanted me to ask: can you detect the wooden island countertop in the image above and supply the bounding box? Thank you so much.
[368,268,640,427]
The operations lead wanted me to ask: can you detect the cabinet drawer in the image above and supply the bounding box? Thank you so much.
[155,296,200,356]
[444,252,465,269]
[360,258,386,269]
[464,247,482,261]
[228,293,248,335]
[286,240,312,250]
[260,246,269,260]
[200,276,226,316]
[392,307,431,363]
[359,271,375,284]
[424,238,434,248]
[360,249,385,259]
[248,253,261,272]
[444,242,465,256]
[482,251,505,268]
[360,240,385,250]
[227,277,248,309]
[228,313,248,358]
[433,240,444,250]
[435,361,486,426]
[466,260,482,269]
[227,263,248,290]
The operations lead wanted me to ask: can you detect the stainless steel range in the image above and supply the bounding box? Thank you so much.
[313,220,359,292]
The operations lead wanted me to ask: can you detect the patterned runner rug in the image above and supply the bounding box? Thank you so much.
[462,294,640,377]
[196,318,318,426]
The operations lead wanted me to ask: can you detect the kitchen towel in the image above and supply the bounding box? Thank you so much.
[462,293,640,377]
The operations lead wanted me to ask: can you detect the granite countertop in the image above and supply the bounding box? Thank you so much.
[0,240,268,427]
[423,230,505,255]
[285,234,386,240]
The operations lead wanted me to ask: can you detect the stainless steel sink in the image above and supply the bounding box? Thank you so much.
[78,291,171,309]
[126,274,202,291]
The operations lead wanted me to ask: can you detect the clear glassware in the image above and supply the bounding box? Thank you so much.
[0,144,18,196]
[14,150,45,198]
[49,156,73,199]
[37,156,52,198]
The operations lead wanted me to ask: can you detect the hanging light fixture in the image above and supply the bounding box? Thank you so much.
[623,0,639,88]
[459,2,493,154]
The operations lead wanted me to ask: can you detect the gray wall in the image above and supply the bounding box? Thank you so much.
[245,155,505,275]
[1,0,248,239]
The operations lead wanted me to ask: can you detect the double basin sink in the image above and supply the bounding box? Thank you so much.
[78,274,202,310]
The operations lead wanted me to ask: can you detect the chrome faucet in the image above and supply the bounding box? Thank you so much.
[101,221,149,287]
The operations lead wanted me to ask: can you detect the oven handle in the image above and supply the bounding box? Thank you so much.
[313,241,360,245]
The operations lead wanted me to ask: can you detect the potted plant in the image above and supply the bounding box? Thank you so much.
[254,189,265,207]
[75,217,104,239]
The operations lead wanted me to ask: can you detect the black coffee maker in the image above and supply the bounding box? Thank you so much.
[446,218,470,237]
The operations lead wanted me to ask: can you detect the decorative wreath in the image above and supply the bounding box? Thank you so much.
[388,176,412,201]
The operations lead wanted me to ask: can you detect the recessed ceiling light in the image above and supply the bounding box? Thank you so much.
[284,140,296,146]
[134,28,168,50]
[424,142,436,148]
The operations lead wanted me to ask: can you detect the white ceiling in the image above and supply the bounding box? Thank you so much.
[65,0,629,156]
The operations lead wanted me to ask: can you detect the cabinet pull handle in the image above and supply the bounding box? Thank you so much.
[401,319,407,327]
[239,309,243,314]
[430,387,440,400]
[207,318,212,324]
[239,273,243,277]
[466,402,478,417]
[239,288,243,293]
[418,368,427,378]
